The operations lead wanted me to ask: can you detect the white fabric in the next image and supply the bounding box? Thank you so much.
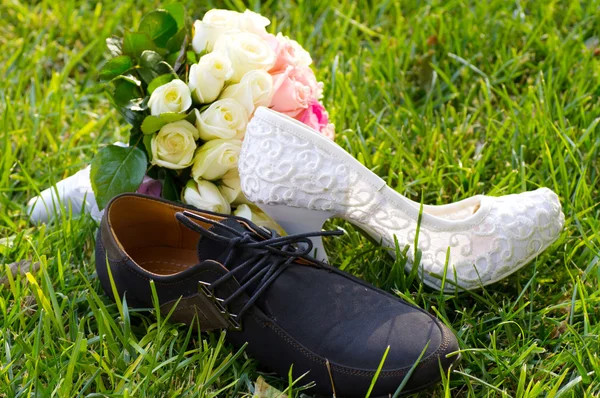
[27,166,103,223]
[27,142,128,224]
[239,107,565,291]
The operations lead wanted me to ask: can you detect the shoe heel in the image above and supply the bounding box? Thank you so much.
[257,203,334,263]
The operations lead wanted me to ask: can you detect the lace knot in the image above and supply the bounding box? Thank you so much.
[175,210,343,326]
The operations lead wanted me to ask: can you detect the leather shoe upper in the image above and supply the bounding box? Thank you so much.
[95,193,459,397]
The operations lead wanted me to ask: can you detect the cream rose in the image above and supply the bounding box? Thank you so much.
[219,70,273,115]
[192,20,226,54]
[195,99,248,141]
[183,180,231,214]
[238,10,270,35]
[191,139,242,181]
[233,204,283,234]
[213,32,275,82]
[150,120,198,169]
[193,9,271,54]
[148,80,192,115]
[202,9,242,29]
[188,53,233,103]
[202,9,269,35]
[218,169,248,205]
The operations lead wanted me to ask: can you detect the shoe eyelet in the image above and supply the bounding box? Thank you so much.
[198,280,243,330]
[227,314,242,330]
[199,282,213,298]
[213,300,227,314]
[259,226,273,236]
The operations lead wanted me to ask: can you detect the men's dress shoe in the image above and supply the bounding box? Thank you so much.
[238,107,565,291]
[95,193,459,397]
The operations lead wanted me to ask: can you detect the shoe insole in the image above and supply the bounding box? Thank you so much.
[128,246,198,276]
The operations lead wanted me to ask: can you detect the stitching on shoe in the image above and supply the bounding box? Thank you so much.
[137,260,191,268]
[99,238,248,328]
[264,320,451,378]
[100,230,454,376]
[148,268,188,274]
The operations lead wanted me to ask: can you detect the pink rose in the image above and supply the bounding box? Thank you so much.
[298,101,336,140]
[137,176,162,197]
[320,123,336,140]
[264,33,297,74]
[264,33,313,74]
[270,66,322,118]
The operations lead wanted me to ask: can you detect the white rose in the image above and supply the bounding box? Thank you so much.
[218,169,248,205]
[219,70,273,115]
[238,10,270,35]
[150,120,199,169]
[188,53,233,103]
[202,9,269,36]
[202,9,242,29]
[233,204,283,234]
[195,99,248,141]
[183,180,231,214]
[148,80,192,115]
[191,139,242,181]
[192,20,227,54]
[213,32,275,82]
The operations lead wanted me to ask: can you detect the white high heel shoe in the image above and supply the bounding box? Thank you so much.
[239,107,565,291]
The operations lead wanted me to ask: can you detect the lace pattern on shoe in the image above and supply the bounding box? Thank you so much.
[239,115,565,290]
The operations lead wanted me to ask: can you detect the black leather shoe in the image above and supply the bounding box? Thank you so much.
[95,193,459,397]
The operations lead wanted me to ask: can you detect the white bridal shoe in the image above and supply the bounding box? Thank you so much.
[238,107,565,290]
[27,165,103,224]
[27,143,131,224]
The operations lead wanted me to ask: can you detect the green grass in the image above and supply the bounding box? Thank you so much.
[1,0,599,396]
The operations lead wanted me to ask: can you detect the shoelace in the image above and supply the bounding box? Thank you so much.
[176,210,343,323]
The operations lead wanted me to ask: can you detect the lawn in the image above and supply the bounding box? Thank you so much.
[1,0,600,396]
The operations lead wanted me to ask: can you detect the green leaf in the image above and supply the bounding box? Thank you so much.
[143,134,154,160]
[157,60,176,75]
[147,74,176,94]
[90,146,148,209]
[111,100,145,127]
[137,67,158,85]
[100,55,134,80]
[129,127,143,148]
[166,27,187,54]
[141,113,187,134]
[123,31,156,59]
[159,170,180,201]
[139,10,177,48]
[140,50,163,71]
[186,51,197,65]
[112,73,141,87]
[164,3,185,30]
[166,52,179,68]
[106,36,122,56]
[110,77,142,107]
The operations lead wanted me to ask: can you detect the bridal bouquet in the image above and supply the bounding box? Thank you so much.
[91,4,334,223]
